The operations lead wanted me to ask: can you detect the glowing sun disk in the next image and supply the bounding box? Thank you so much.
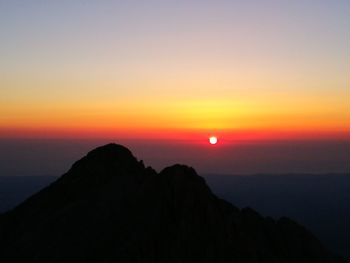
[209,136,218,145]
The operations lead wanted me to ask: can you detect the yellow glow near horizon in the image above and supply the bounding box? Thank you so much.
[1,2,350,140]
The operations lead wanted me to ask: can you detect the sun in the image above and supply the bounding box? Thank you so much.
[209,136,218,145]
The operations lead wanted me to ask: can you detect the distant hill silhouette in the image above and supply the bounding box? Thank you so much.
[0,143,345,262]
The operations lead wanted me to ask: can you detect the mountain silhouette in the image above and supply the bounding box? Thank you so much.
[0,143,344,262]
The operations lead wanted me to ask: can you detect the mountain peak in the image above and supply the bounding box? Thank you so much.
[87,143,133,158]
[0,144,343,263]
[66,143,140,176]
[83,143,136,165]
[160,164,211,194]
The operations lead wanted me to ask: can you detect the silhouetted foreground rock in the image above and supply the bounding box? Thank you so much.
[0,144,345,262]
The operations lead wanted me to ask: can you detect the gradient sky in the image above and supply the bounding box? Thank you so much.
[1,0,350,142]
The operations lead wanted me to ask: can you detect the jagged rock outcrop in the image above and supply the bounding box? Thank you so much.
[0,144,344,262]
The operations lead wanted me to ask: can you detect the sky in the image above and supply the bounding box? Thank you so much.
[1,1,350,174]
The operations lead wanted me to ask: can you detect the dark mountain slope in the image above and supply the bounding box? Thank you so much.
[0,144,344,262]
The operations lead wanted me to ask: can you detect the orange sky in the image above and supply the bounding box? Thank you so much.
[1,1,350,142]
